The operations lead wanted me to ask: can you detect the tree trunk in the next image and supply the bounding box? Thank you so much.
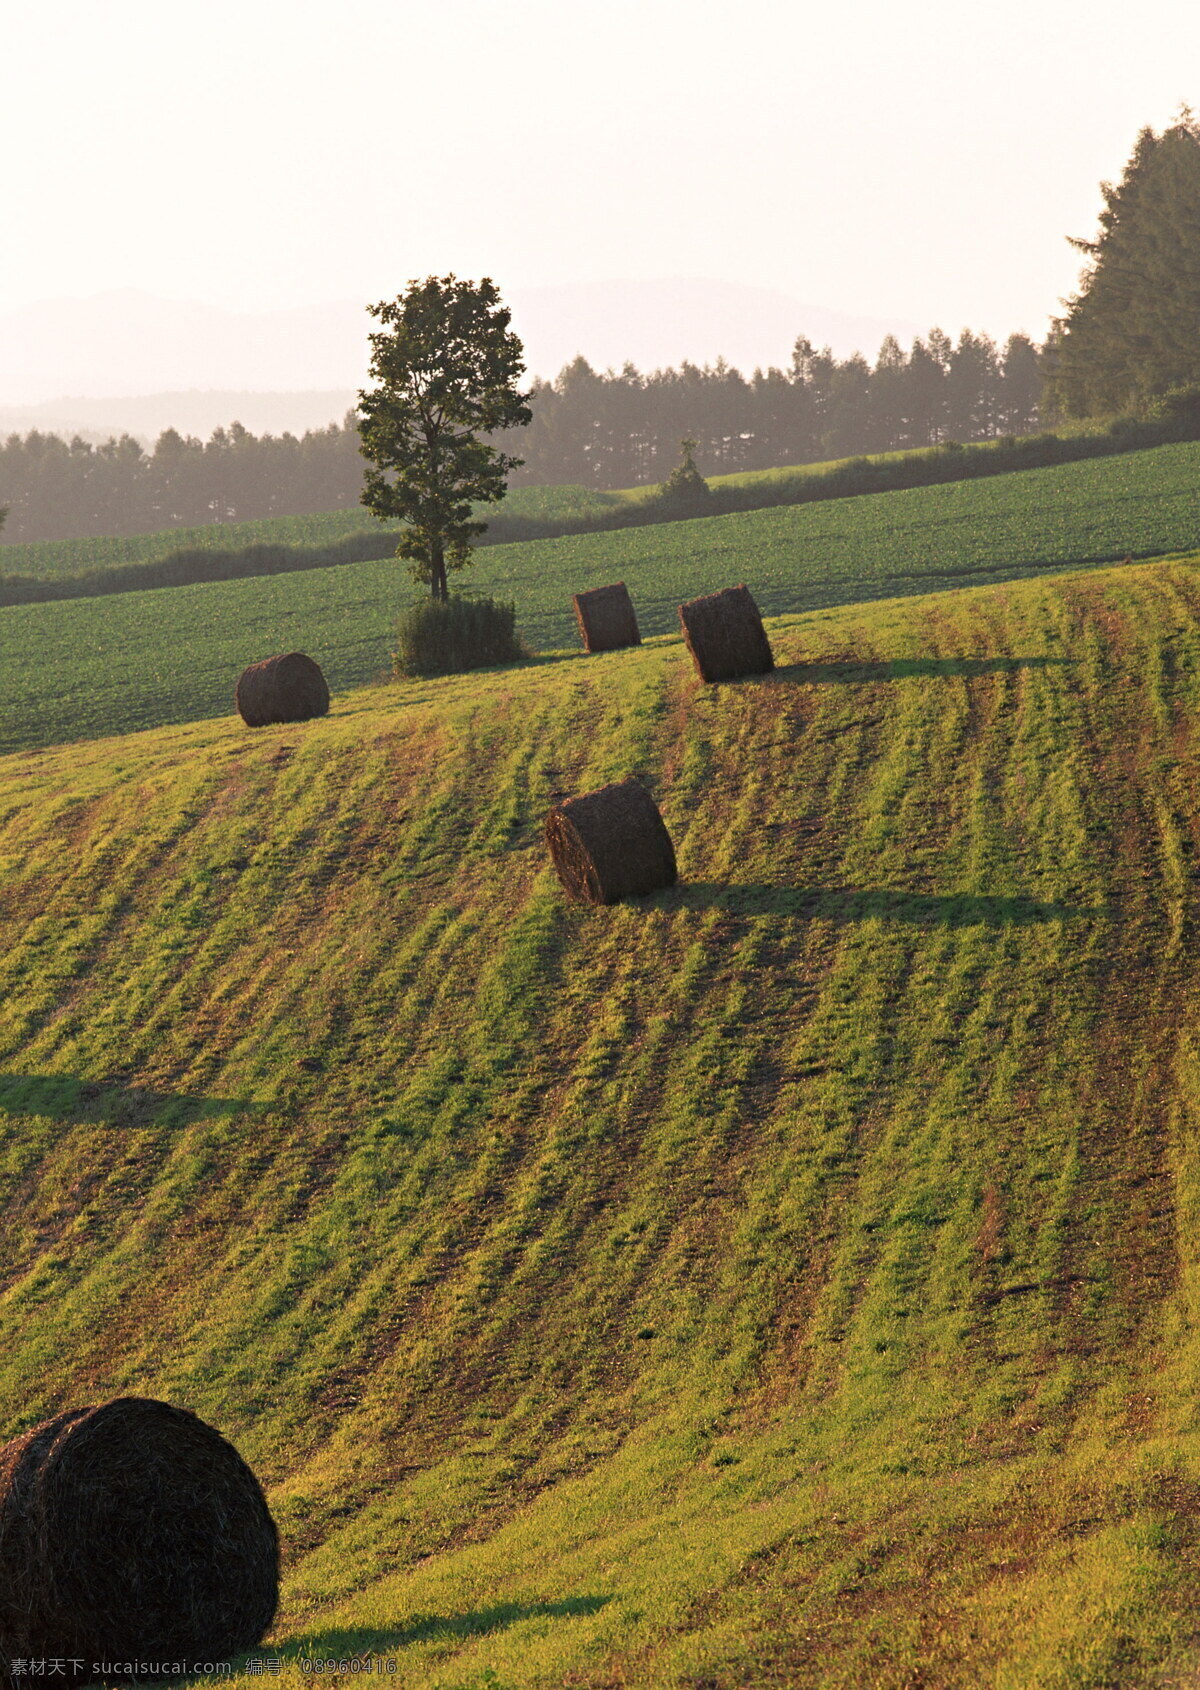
[430,539,448,602]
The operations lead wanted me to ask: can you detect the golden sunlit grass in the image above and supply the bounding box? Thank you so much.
[6,557,1200,1684]
[7,440,1200,756]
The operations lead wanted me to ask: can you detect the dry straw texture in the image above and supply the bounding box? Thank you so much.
[572,582,642,653]
[678,584,774,683]
[235,651,330,726]
[545,778,677,905]
[0,1397,278,1676]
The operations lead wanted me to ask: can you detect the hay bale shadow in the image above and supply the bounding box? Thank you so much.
[0,1073,245,1130]
[658,883,1098,925]
[772,655,1078,685]
[279,1595,612,1656]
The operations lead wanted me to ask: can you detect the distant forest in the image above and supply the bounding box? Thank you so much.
[522,330,1043,487]
[0,329,1043,543]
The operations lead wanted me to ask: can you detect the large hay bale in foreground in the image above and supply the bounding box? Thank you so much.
[0,1397,278,1671]
[572,582,641,653]
[545,778,677,905]
[678,584,774,683]
[235,650,329,726]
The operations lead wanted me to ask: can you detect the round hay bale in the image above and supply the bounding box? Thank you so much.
[235,651,329,726]
[544,778,677,905]
[572,582,642,653]
[678,584,774,683]
[0,1397,278,1669]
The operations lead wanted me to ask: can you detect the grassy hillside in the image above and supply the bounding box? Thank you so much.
[6,558,1200,1685]
[6,440,1200,755]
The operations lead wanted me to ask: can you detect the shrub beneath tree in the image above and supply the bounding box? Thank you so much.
[392,594,528,678]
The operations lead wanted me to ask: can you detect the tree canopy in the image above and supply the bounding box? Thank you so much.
[1047,112,1200,418]
[358,276,531,600]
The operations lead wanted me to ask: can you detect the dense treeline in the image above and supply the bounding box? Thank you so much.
[517,329,1044,487]
[0,329,1043,545]
[0,419,364,544]
[1047,112,1200,418]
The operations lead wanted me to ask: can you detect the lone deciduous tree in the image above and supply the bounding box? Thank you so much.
[358,276,531,600]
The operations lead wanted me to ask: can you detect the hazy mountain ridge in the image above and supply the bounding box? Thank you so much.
[0,391,360,447]
[0,280,924,437]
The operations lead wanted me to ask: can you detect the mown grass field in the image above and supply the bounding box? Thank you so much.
[5,441,1200,754]
[6,557,1200,1684]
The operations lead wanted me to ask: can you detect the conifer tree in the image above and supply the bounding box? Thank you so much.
[1047,112,1200,417]
[1000,335,1043,434]
[657,436,712,514]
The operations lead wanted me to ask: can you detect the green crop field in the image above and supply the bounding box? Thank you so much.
[686,437,1002,494]
[5,441,1200,755]
[0,485,620,581]
[0,421,1143,587]
[6,557,1200,1684]
[0,509,390,580]
[3,447,958,580]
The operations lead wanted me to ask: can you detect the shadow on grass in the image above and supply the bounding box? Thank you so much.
[278,1595,612,1655]
[773,655,1077,684]
[524,647,592,669]
[0,1072,244,1128]
[658,883,1101,925]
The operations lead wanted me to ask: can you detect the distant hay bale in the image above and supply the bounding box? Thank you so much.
[678,584,774,683]
[572,582,641,653]
[0,1397,278,1671]
[544,778,677,905]
[235,650,329,726]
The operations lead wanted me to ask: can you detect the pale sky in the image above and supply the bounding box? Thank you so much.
[3,0,1197,349]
